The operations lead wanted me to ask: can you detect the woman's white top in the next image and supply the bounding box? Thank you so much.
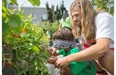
[95,12,114,48]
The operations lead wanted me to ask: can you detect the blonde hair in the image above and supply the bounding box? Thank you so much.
[70,0,96,40]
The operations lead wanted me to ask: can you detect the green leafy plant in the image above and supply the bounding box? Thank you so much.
[2,0,51,75]
[45,1,67,22]
[40,21,59,34]
[90,0,114,15]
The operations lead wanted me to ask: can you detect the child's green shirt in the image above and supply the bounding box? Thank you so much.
[58,47,96,75]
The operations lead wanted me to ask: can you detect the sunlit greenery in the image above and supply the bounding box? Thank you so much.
[2,0,50,75]
[90,0,114,15]
[2,0,114,75]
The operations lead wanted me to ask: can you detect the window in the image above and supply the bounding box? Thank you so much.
[42,14,47,20]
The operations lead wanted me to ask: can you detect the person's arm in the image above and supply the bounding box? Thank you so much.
[69,38,110,60]
[60,66,73,75]
[55,38,111,68]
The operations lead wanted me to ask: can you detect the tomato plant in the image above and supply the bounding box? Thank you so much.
[2,1,50,75]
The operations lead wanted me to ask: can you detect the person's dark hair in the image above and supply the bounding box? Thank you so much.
[62,26,72,31]
[52,27,74,41]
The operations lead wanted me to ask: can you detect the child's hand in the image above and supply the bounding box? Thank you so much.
[52,47,57,55]
[46,47,58,56]
[46,47,54,55]
[47,57,57,64]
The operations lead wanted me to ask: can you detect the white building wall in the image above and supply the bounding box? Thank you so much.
[21,7,48,24]
[8,5,48,24]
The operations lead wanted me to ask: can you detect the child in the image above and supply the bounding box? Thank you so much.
[48,27,96,75]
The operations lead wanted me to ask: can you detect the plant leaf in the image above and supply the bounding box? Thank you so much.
[29,0,40,6]
[32,46,40,54]
[8,14,21,28]
[11,0,18,5]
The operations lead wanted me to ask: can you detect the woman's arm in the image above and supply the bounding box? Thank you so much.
[55,38,111,68]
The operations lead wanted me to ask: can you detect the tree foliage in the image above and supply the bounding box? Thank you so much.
[2,0,50,75]
[90,0,114,15]
[45,1,67,22]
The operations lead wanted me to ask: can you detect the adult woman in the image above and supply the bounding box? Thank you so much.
[55,0,114,75]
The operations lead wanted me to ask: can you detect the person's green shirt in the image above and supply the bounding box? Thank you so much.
[58,47,96,75]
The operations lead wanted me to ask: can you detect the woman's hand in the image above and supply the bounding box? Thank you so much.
[55,57,70,69]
